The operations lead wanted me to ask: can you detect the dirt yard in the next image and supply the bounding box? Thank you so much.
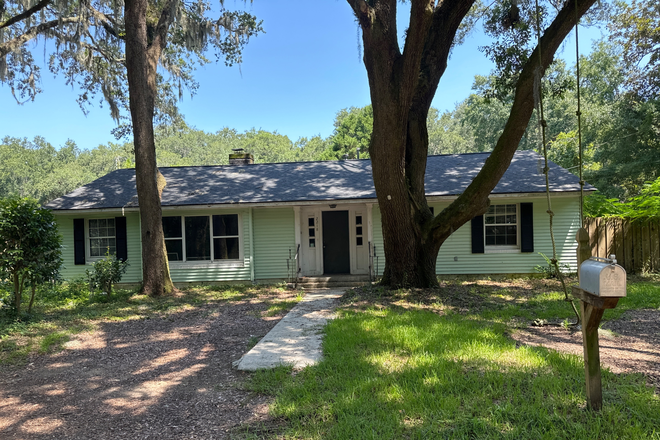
[0,291,298,439]
[511,308,660,391]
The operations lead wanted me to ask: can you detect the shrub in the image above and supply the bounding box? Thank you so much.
[86,253,128,295]
[0,196,63,315]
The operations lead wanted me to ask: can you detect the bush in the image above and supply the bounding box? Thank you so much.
[0,196,63,315]
[86,253,129,296]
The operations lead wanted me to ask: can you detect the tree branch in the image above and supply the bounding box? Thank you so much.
[87,4,124,40]
[0,0,51,30]
[431,0,597,240]
[0,16,82,58]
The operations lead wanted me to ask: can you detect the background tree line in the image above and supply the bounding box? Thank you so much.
[1,1,657,215]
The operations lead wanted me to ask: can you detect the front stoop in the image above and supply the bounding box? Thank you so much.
[296,275,371,289]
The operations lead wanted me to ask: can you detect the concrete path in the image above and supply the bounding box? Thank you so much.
[234,289,345,371]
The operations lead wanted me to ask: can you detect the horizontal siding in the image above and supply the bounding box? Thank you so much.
[55,212,143,283]
[372,196,581,276]
[253,207,295,280]
[165,208,252,283]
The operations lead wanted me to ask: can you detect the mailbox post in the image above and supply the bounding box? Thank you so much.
[572,254,627,411]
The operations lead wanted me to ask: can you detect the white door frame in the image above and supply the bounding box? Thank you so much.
[298,204,371,276]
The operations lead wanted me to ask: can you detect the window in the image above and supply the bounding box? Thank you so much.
[163,216,183,261]
[355,215,363,246]
[484,204,518,248]
[89,218,116,257]
[213,215,240,260]
[308,216,316,248]
[162,214,240,263]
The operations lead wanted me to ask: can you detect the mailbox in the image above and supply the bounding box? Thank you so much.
[579,255,627,298]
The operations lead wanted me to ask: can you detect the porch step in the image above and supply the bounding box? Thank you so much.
[296,275,372,289]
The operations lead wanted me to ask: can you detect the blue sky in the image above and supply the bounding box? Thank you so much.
[0,1,604,150]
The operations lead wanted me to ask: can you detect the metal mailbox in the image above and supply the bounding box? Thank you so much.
[579,255,627,298]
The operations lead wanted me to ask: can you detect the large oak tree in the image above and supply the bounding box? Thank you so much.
[347,0,598,287]
[2,0,261,295]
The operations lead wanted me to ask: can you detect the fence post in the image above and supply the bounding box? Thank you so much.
[576,227,591,281]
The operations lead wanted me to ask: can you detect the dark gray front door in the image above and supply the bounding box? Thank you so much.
[322,210,350,274]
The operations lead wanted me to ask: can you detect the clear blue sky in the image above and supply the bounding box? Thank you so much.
[0,1,604,150]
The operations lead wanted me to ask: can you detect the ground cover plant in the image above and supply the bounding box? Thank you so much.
[248,277,660,439]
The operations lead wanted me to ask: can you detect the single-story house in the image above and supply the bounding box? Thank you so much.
[45,150,592,284]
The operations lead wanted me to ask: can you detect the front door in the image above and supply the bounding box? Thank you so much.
[322,210,350,274]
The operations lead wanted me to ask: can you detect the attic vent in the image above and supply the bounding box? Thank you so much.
[229,148,254,166]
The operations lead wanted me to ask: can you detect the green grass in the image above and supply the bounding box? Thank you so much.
[0,283,292,365]
[246,278,660,439]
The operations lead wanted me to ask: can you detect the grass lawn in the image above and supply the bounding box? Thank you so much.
[248,277,660,439]
[0,283,299,365]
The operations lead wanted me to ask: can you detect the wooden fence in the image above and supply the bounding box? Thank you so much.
[584,217,660,273]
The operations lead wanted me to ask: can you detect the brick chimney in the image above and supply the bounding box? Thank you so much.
[229,148,254,165]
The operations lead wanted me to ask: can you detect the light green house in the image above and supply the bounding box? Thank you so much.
[45,151,590,284]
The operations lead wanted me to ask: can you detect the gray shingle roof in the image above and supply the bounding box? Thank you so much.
[45,150,592,210]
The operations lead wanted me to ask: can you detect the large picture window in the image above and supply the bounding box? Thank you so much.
[484,204,518,248]
[163,214,240,263]
[89,218,116,257]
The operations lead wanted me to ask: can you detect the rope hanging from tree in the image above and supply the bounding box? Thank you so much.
[533,0,581,325]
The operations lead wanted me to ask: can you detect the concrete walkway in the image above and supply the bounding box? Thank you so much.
[234,289,345,371]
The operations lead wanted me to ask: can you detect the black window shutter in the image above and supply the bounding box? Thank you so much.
[520,203,534,253]
[471,215,485,254]
[73,218,85,265]
[115,217,128,261]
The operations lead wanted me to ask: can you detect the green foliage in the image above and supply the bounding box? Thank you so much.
[609,0,660,99]
[585,176,660,219]
[0,196,62,315]
[322,105,373,160]
[534,252,572,278]
[86,253,129,296]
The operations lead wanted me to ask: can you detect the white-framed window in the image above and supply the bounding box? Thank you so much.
[484,204,519,250]
[88,218,116,257]
[355,214,364,246]
[163,214,241,263]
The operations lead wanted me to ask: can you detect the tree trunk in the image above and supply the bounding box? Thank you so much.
[13,272,21,314]
[124,0,174,296]
[350,0,596,288]
[27,277,37,313]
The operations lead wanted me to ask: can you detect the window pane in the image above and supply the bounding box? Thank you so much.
[89,219,99,229]
[90,227,99,237]
[356,226,362,235]
[308,217,315,227]
[486,205,495,214]
[506,214,516,223]
[163,216,182,238]
[357,237,363,246]
[309,228,315,237]
[309,238,315,247]
[165,240,183,261]
[185,216,210,261]
[214,237,239,260]
[496,235,505,245]
[496,215,505,224]
[495,205,505,214]
[485,236,495,245]
[213,214,239,237]
[506,204,517,213]
[356,216,362,225]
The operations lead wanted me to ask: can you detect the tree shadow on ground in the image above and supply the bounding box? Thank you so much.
[0,291,293,439]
